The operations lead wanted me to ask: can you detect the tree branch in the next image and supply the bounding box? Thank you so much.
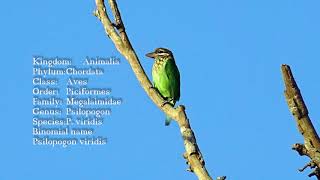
[94,0,216,179]
[281,64,320,179]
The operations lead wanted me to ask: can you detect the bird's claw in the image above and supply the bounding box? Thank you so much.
[148,86,174,108]
[149,86,156,90]
[161,98,174,107]
[161,100,170,107]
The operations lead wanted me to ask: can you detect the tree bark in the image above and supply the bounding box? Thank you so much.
[281,64,320,179]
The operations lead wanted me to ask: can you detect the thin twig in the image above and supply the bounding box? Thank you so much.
[94,0,215,179]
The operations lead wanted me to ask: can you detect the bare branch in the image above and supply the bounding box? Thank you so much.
[108,0,132,48]
[94,0,123,52]
[281,64,320,178]
[94,0,216,179]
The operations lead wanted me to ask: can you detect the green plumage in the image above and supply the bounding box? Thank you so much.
[152,56,180,105]
[146,48,180,126]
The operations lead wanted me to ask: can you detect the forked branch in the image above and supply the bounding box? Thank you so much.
[94,0,216,179]
[281,64,320,179]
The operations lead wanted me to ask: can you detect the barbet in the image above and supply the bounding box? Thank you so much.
[146,48,180,126]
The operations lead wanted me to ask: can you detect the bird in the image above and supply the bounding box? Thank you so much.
[146,47,180,126]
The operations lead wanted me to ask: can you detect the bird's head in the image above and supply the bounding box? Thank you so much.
[146,48,173,59]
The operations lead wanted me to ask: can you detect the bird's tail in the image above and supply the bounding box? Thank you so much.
[164,99,176,126]
[165,115,171,126]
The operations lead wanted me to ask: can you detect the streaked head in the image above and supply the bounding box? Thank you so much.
[146,48,173,59]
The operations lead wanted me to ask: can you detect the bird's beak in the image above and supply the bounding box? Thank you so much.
[146,52,156,58]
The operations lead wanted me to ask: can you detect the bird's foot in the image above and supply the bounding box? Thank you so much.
[161,100,172,107]
[161,100,169,107]
[161,98,174,107]
[149,86,160,94]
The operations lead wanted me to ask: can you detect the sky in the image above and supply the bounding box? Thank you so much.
[1,0,320,179]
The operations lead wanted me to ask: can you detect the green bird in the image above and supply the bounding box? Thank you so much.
[146,47,180,126]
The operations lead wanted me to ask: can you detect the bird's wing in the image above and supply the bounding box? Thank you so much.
[164,59,180,102]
